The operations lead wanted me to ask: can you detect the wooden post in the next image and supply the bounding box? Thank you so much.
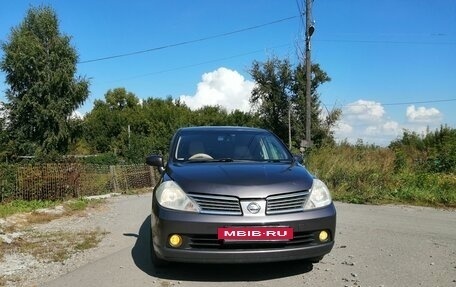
[110,165,119,193]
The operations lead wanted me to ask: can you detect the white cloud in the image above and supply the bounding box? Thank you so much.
[179,67,255,112]
[333,99,445,146]
[70,110,85,119]
[344,100,385,122]
[406,105,442,123]
[334,121,353,134]
[383,120,401,133]
[365,121,401,136]
[333,99,401,146]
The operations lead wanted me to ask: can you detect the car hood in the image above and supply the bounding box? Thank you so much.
[166,162,314,198]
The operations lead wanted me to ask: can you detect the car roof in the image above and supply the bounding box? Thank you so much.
[177,126,269,133]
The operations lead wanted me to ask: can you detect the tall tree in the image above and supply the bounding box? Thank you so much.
[292,63,340,147]
[249,57,340,148]
[83,90,171,161]
[249,57,294,141]
[0,6,89,157]
[105,87,139,110]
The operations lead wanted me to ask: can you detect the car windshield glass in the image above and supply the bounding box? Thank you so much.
[174,130,292,162]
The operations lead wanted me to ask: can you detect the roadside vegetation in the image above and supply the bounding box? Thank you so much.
[0,228,107,287]
[308,127,456,207]
[0,200,58,218]
[0,196,108,284]
[0,197,105,219]
[5,229,106,262]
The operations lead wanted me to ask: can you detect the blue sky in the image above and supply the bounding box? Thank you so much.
[1,0,455,146]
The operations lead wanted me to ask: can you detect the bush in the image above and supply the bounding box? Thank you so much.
[82,153,119,165]
[0,164,17,202]
[307,144,456,207]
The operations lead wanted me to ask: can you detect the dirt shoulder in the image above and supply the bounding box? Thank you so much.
[0,193,151,287]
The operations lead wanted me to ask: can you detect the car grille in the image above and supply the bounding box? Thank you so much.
[188,193,242,215]
[188,231,319,249]
[188,191,309,216]
[266,191,309,214]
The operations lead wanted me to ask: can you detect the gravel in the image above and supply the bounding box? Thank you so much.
[0,193,150,287]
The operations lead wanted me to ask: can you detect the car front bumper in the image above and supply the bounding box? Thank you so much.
[151,201,336,264]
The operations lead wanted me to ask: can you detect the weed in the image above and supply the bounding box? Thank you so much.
[0,200,58,218]
[124,187,151,195]
[64,199,89,212]
[74,230,106,251]
[64,198,106,214]
[26,212,63,224]
[0,197,107,224]
[308,145,456,207]
[4,229,107,263]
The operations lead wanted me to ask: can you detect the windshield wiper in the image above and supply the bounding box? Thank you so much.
[185,158,234,163]
[258,159,292,163]
[209,158,234,162]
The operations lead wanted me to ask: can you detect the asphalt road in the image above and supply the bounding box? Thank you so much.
[43,194,456,287]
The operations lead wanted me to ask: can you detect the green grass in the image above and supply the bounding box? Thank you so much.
[64,198,90,212]
[0,200,58,218]
[0,197,106,219]
[308,145,456,207]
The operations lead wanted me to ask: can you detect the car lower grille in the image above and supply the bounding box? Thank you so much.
[188,231,318,249]
[266,191,309,214]
[188,193,242,215]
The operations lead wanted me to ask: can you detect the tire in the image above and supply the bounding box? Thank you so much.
[307,255,324,264]
[150,228,168,268]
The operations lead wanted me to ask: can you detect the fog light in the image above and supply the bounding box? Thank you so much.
[169,234,183,248]
[319,230,329,242]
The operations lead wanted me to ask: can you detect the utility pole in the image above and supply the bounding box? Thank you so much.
[304,0,314,148]
[288,98,292,149]
[128,124,131,150]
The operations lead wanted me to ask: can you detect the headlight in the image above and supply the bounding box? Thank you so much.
[304,178,332,210]
[155,181,200,212]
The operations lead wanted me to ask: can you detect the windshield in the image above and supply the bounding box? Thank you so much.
[173,130,292,162]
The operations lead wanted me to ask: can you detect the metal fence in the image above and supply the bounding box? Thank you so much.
[0,164,157,202]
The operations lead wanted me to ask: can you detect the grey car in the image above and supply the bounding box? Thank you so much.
[146,126,336,266]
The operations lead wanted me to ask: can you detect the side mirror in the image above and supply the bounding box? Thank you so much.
[146,155,165,173]
[293,154,304,164]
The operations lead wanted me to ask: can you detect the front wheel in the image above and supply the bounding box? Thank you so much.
[306,255,324,264]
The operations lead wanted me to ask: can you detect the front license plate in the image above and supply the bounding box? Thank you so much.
[217,227,293,241]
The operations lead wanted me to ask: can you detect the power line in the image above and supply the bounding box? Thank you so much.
[78,15,300,64]
[295,0,305,27]
[381,98,456,106]
[315,39,456,45]
[326,98,456,109]
[103,44,292,84]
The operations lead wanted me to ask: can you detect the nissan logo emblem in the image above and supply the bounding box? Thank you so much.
[247,202,261,214]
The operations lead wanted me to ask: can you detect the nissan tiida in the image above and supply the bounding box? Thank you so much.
[146,126,336,266]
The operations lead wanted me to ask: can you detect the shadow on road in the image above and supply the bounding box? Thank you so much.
[129,216,314,282]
